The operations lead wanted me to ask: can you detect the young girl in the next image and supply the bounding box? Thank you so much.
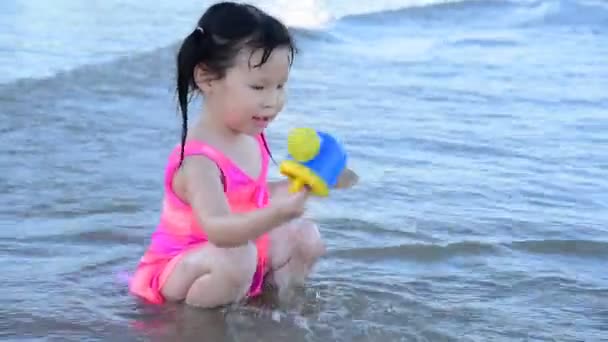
[129,1,358,309]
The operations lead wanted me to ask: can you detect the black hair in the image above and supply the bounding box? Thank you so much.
[176,1,296,165]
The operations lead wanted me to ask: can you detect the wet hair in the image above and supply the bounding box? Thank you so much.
[176,1,296,165]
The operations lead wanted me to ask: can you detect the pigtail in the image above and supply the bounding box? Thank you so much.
[176,29,206,166]
[260,132,276,165]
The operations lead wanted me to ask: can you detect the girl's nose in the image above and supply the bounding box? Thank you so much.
[263,89,282,109]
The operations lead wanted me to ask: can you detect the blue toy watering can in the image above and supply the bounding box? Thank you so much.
[279,128,347,196]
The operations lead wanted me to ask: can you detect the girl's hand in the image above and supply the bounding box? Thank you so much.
[273,188,310,221]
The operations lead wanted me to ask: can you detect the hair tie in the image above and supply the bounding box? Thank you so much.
[195,26,205,35]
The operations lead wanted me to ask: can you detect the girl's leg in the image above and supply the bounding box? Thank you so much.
[267,218,326,297]
[161,241,257,308]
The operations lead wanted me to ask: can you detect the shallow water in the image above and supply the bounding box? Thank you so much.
[1,0,607,341]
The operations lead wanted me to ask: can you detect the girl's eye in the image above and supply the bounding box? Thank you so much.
[277,84,284,90]
[251,85,264,90]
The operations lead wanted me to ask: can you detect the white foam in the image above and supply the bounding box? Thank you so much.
[251,0,474,29]
[252,0,332,29]
[325,0,472,18]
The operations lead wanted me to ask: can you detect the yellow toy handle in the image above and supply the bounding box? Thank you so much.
[289,178,305,193]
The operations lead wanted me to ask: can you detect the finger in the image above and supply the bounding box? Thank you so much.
[293,187,309,197]
[299,189,311,200]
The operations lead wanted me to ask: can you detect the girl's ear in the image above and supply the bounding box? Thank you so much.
[194,64,214,94]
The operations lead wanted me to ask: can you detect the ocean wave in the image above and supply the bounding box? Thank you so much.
[329,239,608,262]
[516,0,608,29]
[0,26,332,88]
[335,0,608,29]
[336,0,521,25]
[509,239,608,257]
[1,0,606,86]
[330,241,503,262]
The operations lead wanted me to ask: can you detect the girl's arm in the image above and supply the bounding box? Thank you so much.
[180,156,307,248]
[267,179,290,197]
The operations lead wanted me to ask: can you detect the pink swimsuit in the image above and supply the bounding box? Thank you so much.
[129,134,271,304]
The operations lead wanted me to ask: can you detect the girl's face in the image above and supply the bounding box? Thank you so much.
[203,46,291,136]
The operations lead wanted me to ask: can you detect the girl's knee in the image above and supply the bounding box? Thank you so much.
[218,243,258,292]
[182,243,258,307]
[295,219,326,261]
